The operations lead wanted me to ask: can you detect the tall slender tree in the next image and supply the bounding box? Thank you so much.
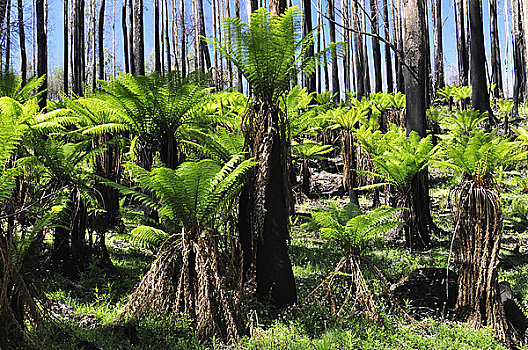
[63,0,68,92]
[328,0,339,101]
[382,0,393,92]
[4,0,11,72]
[455,0,468,86]
[371,0,382,92]
[98,0,106,80]
[36,0,47,108]
[72,0,85,95]
[303,0,315,92]
[401,0,431,249]
[489,0,503,98]
[133,0,144,75]
[122,0,130,73]
[18,0,26,85]
[432,0,444,90]
[469,0,492,118]
[164,0,171,73]
[154,0,161,73]
[352,0,365,98]
[128,0,135,74]
[179,0,186,75]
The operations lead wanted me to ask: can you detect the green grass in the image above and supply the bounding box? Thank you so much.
[34,179,528,349]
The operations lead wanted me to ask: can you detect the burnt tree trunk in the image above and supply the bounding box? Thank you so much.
[469,0,494,123]
[328,0,340,101]
[382,0,393,92]
[489,0,503,98]
[303,0,315,93]
[244,104,297,309]
[128,0,135,74]
[154,0,161,73]
[122,0,130,73]
[401,0,431,250]
[352,0,365,98]
[455,0,469,86]
[72,0,85,96]
[371,0,383,93]
[17,0,26,85]
[432,0,444,90]
[36,0,47,109]
[98,0,106,80]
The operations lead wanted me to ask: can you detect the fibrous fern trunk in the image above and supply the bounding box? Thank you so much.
[454,179,515,346]
[342,130,359,206]
[121,227,245,341]
[304,254,382,325]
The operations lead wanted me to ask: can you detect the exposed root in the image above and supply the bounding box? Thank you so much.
[0,236,42,349]
[120,229,245,342]
[303,254,383,326]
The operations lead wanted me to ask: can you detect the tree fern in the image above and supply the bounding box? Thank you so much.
[433,129,525,185]
[355,125,433,189]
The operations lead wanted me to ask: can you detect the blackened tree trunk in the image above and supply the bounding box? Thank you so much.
[401,0,431,250]
[341,0,351,93]
[18,0,26,85]
[393,0,405,92]
[36,0,47,109]
[98,0,106,80]
[128,0,135,74]
[512,0,525,112]
[469,0,492,118]
[432,0,444,90]
[133,0,144,75]
[0,0,8,29]
[197,0,210,71]
[360,0,371,94]
[154,0,161,73]
[73,0,85,95]
[382,0,393,92]
[321,0,329,92]
[252,105,297,309]
[303,0,315,93]
[455,0,468,86]
[235,0,243,90]
[63,0,68,92]
[122,0,129,73]
[328,0,340,101]
[371,0,383,92]
[352,0,365,98]
[489,0,503,98]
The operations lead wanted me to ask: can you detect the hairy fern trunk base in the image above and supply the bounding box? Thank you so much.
[122,229,245,341]
[454,179,515,346]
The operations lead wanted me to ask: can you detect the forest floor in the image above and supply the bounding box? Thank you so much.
[36,170,528,349]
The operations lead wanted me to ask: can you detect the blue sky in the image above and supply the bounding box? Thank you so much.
[2,0,514,95]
